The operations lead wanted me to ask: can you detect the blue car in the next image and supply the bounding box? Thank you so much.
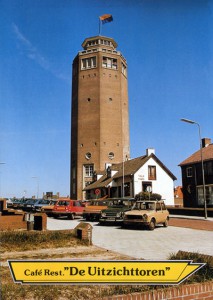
[34,199,51,212]
[22,199,37,212]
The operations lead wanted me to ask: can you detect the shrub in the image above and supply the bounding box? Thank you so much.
[135,192,162,201]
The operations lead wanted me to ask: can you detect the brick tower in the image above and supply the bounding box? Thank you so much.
[70,36,130,199]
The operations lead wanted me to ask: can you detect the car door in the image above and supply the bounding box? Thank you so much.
[56,200,69,212]
[155,202,165,223]
[161,202,168,221]
[72,201,84,214]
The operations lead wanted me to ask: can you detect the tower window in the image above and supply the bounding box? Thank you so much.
[84,165,94,177]
[101,40,111,46]
[122,62,127,76]
[81,56,97,70]
[102,57,117,69]
[108,152,115,160]
[87,98,91,102]
[85,152,92,160]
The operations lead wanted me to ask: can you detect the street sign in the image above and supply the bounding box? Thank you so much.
[95,189,100,195]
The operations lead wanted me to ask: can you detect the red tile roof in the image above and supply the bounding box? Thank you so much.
[179,144,213,166]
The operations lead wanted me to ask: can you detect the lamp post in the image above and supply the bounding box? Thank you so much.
[0,162,6,198]
[122,159,125,198]
[32,176,39,199]
[122,154,128,198]
[180,118,207,219]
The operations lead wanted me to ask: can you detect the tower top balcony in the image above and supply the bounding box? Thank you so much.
[81,36,118,51]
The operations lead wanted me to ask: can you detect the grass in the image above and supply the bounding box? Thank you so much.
[168,251,213,283]
[0,230,88,252]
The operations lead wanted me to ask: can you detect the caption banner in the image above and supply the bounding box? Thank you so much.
[8,260,204,285]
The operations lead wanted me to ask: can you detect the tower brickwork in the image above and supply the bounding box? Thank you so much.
[71,36,130,199]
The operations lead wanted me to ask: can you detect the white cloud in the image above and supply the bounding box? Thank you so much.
[12,23,69,82]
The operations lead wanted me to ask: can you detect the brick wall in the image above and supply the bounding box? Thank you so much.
[0,214,27,230]
[34,213,47,231]
[0,199,7,211]
[74,222,93,244]
[101,281,213,300]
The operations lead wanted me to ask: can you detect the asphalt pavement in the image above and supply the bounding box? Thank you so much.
[47,216,213,260]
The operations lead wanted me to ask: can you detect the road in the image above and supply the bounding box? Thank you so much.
[47,217,213,260]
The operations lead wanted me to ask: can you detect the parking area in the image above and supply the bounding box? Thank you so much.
[47,217,213,260]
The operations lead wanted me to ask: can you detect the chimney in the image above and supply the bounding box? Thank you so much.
[146,148,155,156]
[202,138,211,148]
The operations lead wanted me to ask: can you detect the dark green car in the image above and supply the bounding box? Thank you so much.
[99,198,135,225]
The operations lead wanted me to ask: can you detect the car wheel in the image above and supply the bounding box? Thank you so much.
[67,214,74,220]
[163,219,169,227]
[148,219,155,231]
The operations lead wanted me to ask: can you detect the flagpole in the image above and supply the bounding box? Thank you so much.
[99,18,102,35]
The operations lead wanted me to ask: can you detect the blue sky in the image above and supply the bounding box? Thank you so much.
[0,0,212,198]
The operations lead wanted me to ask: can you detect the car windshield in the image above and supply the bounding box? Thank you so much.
[37,200,50,204]
[90,200,112,206]
[26,200,35,204]
[57,201,70,206]
[133,201,155,210]
[50,200,57,205]
[108,200,127,208]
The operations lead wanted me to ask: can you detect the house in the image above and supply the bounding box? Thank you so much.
[179,138,213,208]
[84,148,176,205]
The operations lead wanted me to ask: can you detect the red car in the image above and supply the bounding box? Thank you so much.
[52,199,84,220]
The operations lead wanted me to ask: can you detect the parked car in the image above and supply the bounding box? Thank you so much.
[22,199,37,212]
[81,200,91,207]
[6,198,14,208]
[12,198,28,209]
[41,200,58,216]
[123,200,169,230]
[34,199,51,212]
[52,199,84,219]
[11,198,19,209]
[99,198,135,224]
[83,199,115,221]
